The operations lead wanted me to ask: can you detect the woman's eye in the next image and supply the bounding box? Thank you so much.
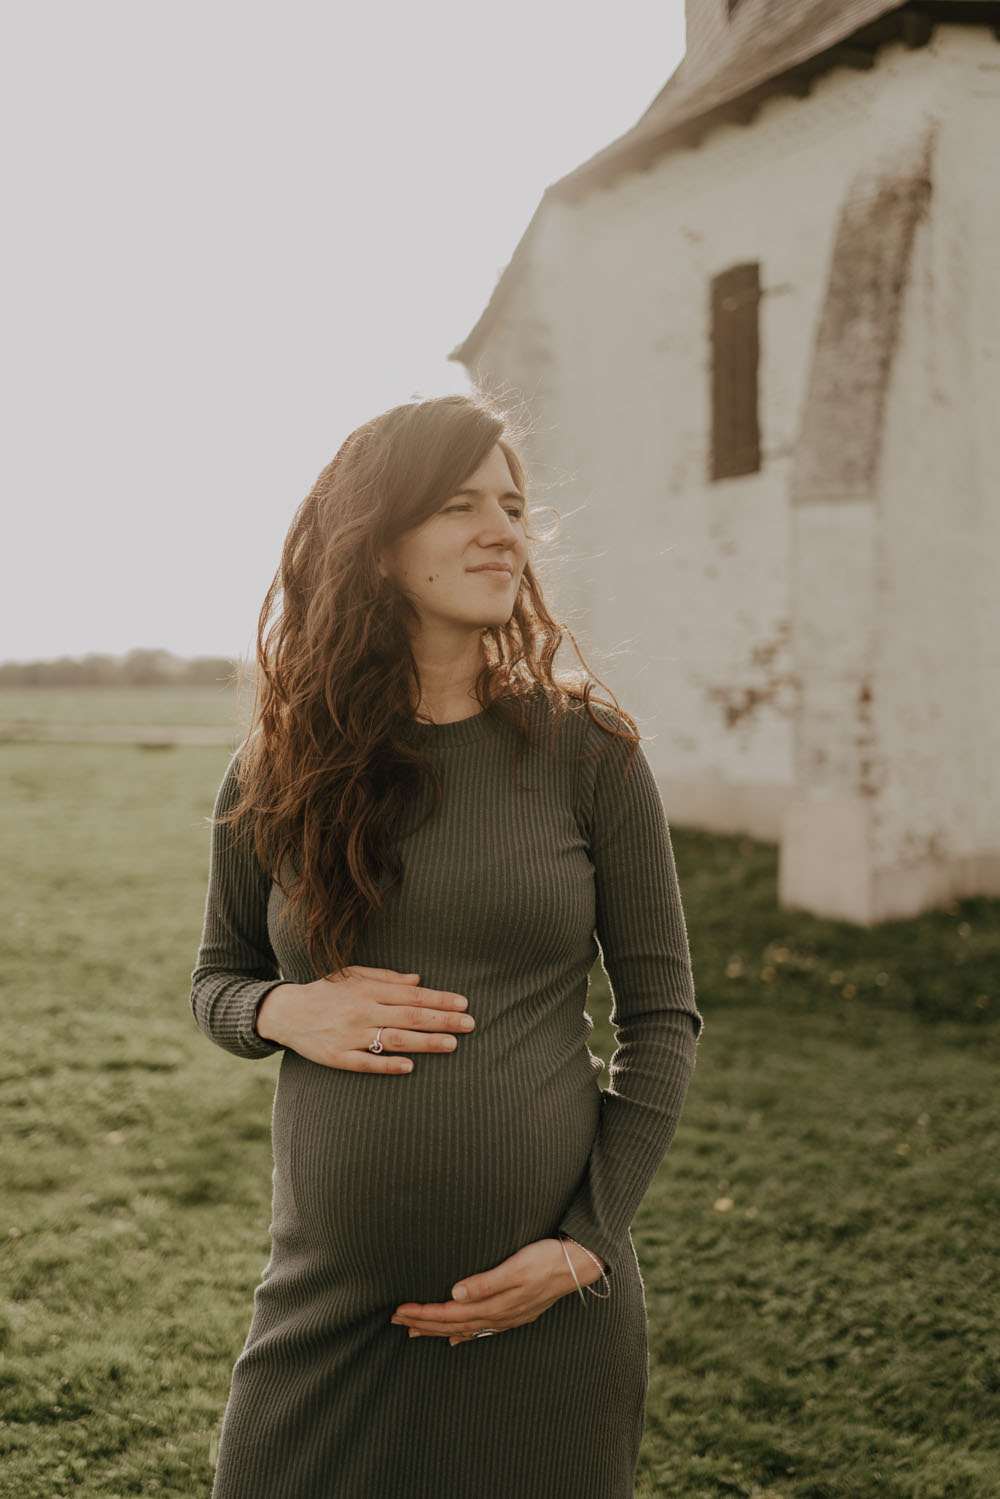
[443,504,524,520]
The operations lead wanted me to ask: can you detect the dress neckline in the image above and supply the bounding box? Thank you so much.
[403,707,494,748]
[401,684,551,748]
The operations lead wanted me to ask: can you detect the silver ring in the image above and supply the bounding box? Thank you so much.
[368,1027,385,1055]
[473,1329,495,1339]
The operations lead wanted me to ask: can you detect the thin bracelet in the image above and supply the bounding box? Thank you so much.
[561,1235,612,1300]
[558,1236,587,1304]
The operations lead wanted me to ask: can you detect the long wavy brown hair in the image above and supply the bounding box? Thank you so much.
[220,389,640,977]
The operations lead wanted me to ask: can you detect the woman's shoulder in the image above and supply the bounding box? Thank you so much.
[212,736,257,813]
[549,681,634,734]
[518,680,639,760]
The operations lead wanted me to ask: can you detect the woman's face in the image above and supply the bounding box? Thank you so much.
[378,443,529,636]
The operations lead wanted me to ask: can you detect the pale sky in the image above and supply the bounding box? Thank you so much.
[2,2,685,663]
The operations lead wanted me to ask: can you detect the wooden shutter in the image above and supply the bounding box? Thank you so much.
[710,262,761,480]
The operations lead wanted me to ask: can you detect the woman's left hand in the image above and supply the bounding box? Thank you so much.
[390,1237,607,1345]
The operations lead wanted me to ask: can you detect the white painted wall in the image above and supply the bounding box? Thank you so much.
[868,34,1000,910]
[468,23,1000,922]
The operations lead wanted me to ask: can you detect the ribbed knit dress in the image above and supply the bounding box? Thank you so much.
[190,687,702,1499]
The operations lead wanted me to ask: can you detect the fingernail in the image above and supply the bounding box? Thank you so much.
[459,1016,475,1030]
[452,1286,468,1301]
[390,1317,403,1325]
[408,1328,421,1339]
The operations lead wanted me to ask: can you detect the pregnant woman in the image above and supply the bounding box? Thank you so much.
[190,391,703,1498]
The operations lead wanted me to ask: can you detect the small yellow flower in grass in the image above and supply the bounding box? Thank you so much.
[105,1130,125,1146]
[829,970,844,985]
[726,959,743,978]
[895,1142,910,1156]
[761,966,775,981]
[713,1197,735,1213]
[773,947,789,962]
[842,984,857,998]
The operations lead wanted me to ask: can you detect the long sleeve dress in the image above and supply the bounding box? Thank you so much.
[190,687,703,1499]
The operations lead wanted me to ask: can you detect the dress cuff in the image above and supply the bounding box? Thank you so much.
[555,1212,621,1277]
[241,982,287,1057]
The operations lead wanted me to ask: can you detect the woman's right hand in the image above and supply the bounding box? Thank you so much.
[254,966,475,1074]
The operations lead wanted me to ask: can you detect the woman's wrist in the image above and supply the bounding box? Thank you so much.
[255,983,294,1043]
[559,1234,611,1298]
[560,1236,606,1280]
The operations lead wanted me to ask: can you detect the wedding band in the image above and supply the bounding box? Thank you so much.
[368,1027,385,1055]
[473,1329,495,1339]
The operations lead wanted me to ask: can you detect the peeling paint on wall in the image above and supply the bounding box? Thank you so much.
[702,619,797,728]
[791,122,935,503]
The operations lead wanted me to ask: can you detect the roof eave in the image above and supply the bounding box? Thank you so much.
[450,0,998,368]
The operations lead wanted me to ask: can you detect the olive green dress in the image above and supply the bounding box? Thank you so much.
[190,688,702,1498]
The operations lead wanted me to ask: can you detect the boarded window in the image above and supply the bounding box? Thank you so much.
[710,262,761,480]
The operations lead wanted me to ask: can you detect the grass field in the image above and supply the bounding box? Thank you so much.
[0,684,249,730]
[1,719,998,1498]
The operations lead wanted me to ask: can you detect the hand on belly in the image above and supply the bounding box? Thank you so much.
[389,1237,608,1344]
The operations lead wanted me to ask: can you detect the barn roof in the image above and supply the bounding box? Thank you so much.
[556,0,917,192]
[450,1,991,365]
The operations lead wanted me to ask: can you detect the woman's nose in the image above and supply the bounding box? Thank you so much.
[483,504,520,537]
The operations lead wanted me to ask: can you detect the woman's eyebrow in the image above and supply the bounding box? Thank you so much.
[453,486,526,504]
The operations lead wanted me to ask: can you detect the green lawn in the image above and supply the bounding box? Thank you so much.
[0,684,250,729]
[1,740,997,1498]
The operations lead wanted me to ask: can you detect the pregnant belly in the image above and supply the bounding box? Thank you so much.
[270,1046,602,1300]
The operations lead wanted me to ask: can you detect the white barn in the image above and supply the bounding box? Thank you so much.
[449,0,1000,927]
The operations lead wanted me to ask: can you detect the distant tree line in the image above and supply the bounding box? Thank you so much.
[0,649,246,688]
